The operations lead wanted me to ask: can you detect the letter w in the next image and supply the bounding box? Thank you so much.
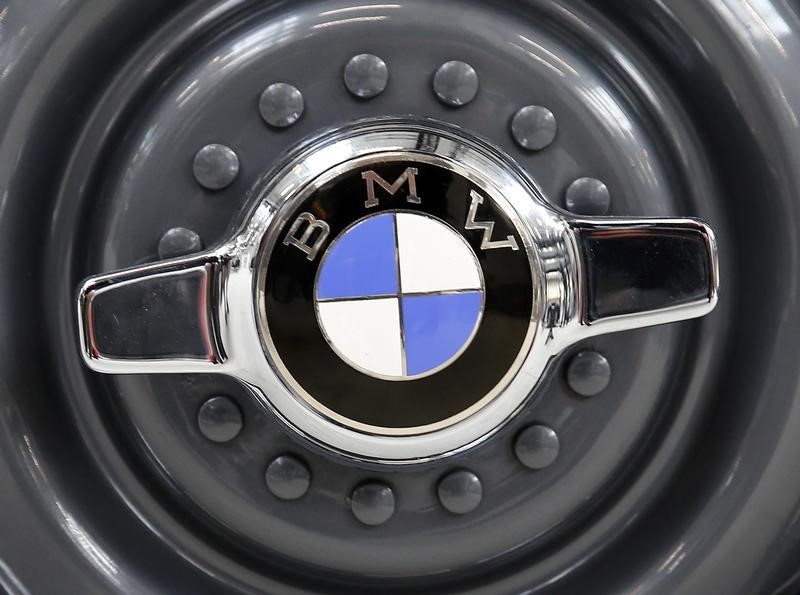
[465,190,519,251]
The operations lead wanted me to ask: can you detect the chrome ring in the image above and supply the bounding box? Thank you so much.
[241,120,549,461]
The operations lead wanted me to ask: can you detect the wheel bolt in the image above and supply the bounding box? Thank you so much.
[565,177,611,215]
[433,60,479,107]
[158,227,202,260]
[566,350,612,396]
[438,470,483,514]
[193,143,239,191]
[197,396,243,443]
[344,53,389,99]
[514,424,560,469]
[350,482,395,526]
[259,82,304,128]
[511,105,557,151]
[265,455,311,501]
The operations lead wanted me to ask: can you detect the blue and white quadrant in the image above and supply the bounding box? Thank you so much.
[315,212,485,380]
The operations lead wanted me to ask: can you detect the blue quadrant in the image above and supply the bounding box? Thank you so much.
[316,213,399,300]
[401,292,483,376]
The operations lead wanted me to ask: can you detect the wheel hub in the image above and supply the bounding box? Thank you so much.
[63,0,724,578]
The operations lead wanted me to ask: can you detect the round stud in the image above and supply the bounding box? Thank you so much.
[433,60,479,107]
[438,470,483,515]
[158,227,203,260]
[566,350,612,397]
[344,54,389,99]
[565,177,611,215]
[192,144,239,191]
[511,105,557,151]
[265,455,311,501]
[515,425,560,470]
[259,82,304,128]
[350,482,395,526]
[197,396,243,443]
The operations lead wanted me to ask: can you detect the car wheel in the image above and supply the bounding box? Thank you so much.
[1,1,799,593]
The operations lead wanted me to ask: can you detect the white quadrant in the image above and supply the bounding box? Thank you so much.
[395,213,483,293]
[316,297,404,377]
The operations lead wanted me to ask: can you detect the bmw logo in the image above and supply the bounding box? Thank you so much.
[261,158,536,435]
[315,210,485,381]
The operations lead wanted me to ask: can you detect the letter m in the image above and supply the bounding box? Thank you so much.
[361,167,421,208]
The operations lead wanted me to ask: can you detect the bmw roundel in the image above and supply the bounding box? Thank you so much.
[261,160,535,433]
[315,211,485,381]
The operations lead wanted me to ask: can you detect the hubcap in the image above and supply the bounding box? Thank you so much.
[78,121,717,461]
